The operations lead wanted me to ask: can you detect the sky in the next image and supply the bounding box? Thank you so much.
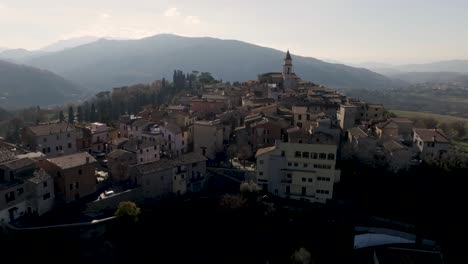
[0,0,467,64]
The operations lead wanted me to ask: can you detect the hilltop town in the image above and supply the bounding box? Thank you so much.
[1,50,466,262]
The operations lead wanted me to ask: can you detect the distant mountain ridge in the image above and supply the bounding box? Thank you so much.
[21,34,402,91]
[40,36,101,52]
[0,49,49,63]
[0,60,84,109]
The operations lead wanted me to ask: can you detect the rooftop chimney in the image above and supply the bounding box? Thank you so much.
[86,157,90,164]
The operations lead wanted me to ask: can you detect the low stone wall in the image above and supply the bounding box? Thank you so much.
[84,188,143,214]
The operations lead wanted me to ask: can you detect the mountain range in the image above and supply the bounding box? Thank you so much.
[2,34,468,110]
[0,60,84,109]
[2,34,401,92]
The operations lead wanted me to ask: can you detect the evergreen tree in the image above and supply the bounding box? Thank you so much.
[59,110,65,122]
[68,106,74,124]
[77,106,83,123]
[90,103,96,121]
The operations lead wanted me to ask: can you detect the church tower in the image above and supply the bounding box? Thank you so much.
[282,50,294,89]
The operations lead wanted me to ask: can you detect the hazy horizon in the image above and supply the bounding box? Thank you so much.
[1,0,468,64]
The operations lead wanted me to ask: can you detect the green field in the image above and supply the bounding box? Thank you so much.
[390,110,468,123]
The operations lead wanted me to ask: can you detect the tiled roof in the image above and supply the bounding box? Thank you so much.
[107,149,133,159]
[28,123,74,136]
[134,152,207,174]
[0,157,37,170]
[48,152,96,170]
[413,129,450,143]
[131,119,155,129]
[123,139,158,152]
[255,146,277,157]
[376,120,399,129]
[383,140,406,152]
[348,127,368,139]
[163,122,182,134]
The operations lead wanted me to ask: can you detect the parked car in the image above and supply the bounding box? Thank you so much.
[94,152,106,159]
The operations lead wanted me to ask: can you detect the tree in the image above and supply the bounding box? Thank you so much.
[59,110,65,123]
[423,118,438,129]
[115,201,141,223]
[220,194,248,209]
[450,121,467,138]
[77,106,83,123]
[67,106,74,124]
[291,247,312,264]
[90,103,96,121]
[198,72,215,84]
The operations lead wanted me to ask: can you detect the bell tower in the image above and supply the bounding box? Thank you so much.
[283,50,293,89]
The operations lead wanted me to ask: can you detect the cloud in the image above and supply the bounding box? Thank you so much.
[184,16,201,25]
[164,7,180,17]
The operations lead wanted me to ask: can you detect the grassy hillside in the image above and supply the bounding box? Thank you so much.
[390,110,468,123]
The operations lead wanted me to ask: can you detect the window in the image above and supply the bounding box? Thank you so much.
[302,152,309,158]
[146,149,149,152]
[295,151,301,157]
[288,162,292,167]
[43,138,47,142]
[70,184,73,190]
[325,190,330,194]
[75,182,79,189]
[298,114,302,120]
[319,153,327,160]
[306,114,310,121]
[327,153,335,160]
[59,145,63,150]
[43,193,51,200]
[303,163,308,168]
[259,172,264,176]
[140,158,143,162]
[56,135,60,140]
[302,177,306,182]
[311,153,318,159]
[308,178,313,182]
[43,181,48,188]
[281,151,285,157]
[78,169,82,175]
[140,149,143,154]
[42,148,46,153]
[154,146,157,150]
[294,163,298,167]
[285,186,290,195]
[287,173,292,178]
[57,172,61,177]
[17,188,24,195]
[67,133,70,138]
[182,140,185,145]
[154,154,158,158]
[47,147,51,153]
[259,160,264,165]
[302,187,306,196]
